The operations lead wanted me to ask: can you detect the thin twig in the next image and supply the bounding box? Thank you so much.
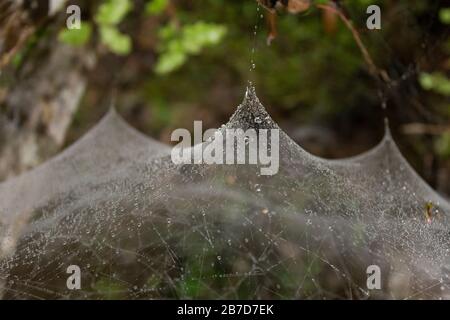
[402,123,450,135]
[316,3,391,83]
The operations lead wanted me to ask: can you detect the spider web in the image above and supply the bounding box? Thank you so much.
[0,1,450,300]
[0,85,449,299]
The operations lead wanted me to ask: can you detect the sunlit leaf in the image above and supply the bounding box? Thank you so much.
[146,0,169,15]
[100,26,132,55]
[420,72,450,96]
[58,22,92,47]
[96,0,132,26]
[439,8,450,24]
[155,51,187,74]
[155,21,227,74]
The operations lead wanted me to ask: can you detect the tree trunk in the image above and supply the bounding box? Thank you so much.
[0,0,94,181]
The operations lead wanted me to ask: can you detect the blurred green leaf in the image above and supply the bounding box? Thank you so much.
[419,72,450,96]
[155,51,187,74]
[100,26,132,55]
[93,278,127,299]
[182,22,227,54]
[439,8,450,24]
[58,22,92,47]
[95,0,132,26]
[155,22,227,74]
[146,0,169,15]
[435,132,450,159]
[11,51,25,68]
[158,23,177,41]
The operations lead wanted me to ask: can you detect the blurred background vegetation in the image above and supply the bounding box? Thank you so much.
[0,0,449,195]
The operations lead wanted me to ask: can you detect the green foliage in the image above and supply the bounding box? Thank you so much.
[93,278,127,299]
[95,0,133,55]
[12,26,48,69]
[57,0,132,55]
[440,8,450,24]
[11,52,24,69]
[419,72,450,96]
[183,22,227,53]
[58,22,92,47]
[95,0,133,25]
[99,25,132,55]
[146,0,169,15]
[155,22,227,74]
[435,133,450,159]
[155,49,187,75]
